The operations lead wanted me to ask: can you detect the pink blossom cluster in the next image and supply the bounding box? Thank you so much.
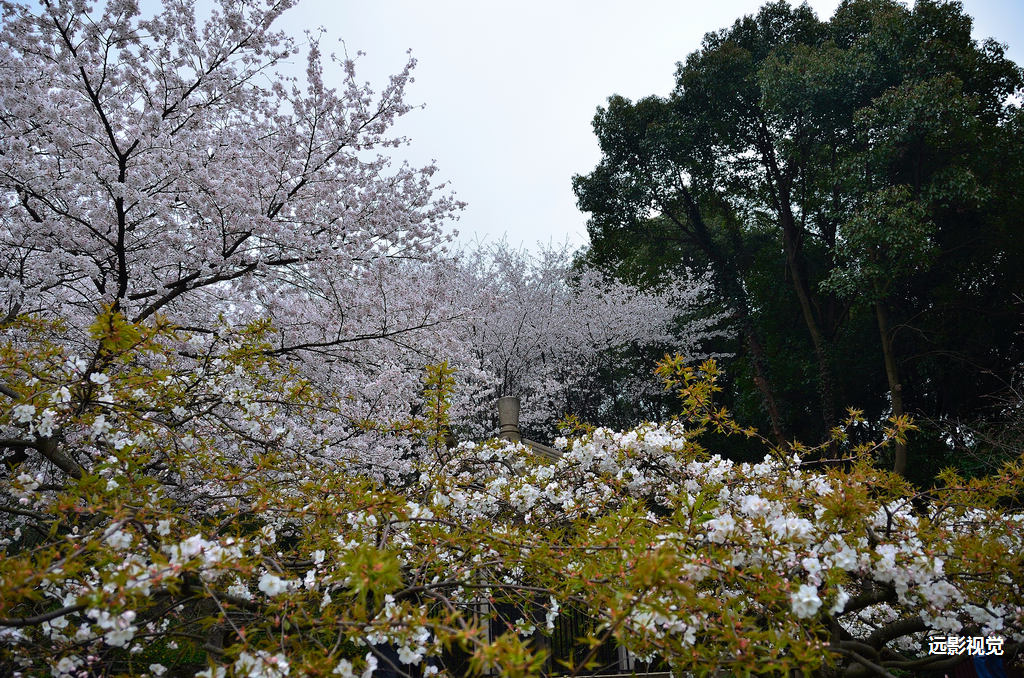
[453,243,731,436]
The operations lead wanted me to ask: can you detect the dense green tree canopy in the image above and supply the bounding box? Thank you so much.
[574,0,1024,480]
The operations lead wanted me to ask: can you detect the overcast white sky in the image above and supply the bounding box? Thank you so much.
[273,0,1024,253]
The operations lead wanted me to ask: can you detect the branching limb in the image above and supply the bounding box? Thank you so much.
[0,604,86,628]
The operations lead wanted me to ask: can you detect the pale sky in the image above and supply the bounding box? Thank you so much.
[273,1,1024,253]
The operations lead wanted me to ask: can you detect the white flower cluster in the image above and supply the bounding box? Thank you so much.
[85,608,137,648]
[412,419,1024,660]
[165,534,244,573]
[233,650,290,677]
[332,653,377,678]
[11,384,69,439]
[350,595,435,666]
[791,584,823,619]
[257,572,299,598]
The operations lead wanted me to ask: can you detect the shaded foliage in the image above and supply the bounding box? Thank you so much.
[574,0,1024,481]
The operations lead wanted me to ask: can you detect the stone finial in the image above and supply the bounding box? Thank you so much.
[496,397,561,460]
[497,396,521,442]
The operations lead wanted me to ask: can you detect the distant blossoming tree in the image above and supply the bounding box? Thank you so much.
[456,243,730,437]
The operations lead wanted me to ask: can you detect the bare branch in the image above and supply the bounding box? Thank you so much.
[0,604,86,628]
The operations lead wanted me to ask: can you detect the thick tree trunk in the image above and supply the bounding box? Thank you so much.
[667,191,788,447]
[736,295,788,447]
[779,195,838,443]
[874,299,907,476]
[755,120,838,443]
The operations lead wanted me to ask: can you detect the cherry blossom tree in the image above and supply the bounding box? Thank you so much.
[0,0,731,474]
[455,242,730,437]
[0,0,471,473]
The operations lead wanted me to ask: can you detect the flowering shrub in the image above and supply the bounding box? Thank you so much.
[2,310,1021,677]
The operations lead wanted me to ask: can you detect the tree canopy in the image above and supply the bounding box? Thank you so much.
[574,0,1024,480]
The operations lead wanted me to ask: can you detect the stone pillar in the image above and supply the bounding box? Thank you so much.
[497,396,521,442]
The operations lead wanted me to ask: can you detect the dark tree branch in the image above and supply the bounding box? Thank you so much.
[0,604,86,628]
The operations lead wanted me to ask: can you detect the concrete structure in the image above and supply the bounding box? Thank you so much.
[496,396,561,461]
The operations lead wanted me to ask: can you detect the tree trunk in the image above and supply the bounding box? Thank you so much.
[779,198,838,444]
[667,191,788,447]
[754,122,838,442]
[874,299,907,476]
[737,298,788,448]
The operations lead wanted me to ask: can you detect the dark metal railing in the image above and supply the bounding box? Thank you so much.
[476,400,670,677]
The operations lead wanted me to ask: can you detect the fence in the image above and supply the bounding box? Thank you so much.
[484,398,670,677]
